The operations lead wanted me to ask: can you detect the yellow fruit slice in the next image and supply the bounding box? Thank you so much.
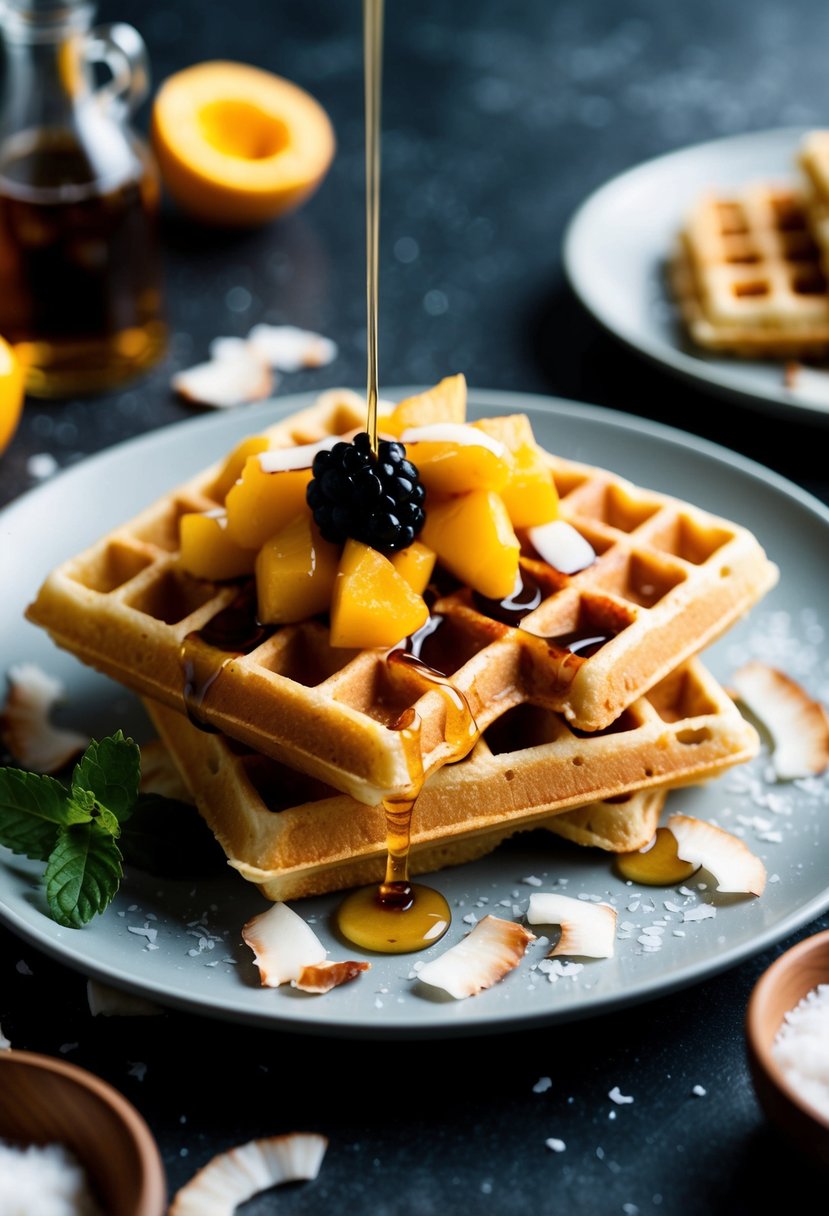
[421,490,520,600]
[150,61,336,227]
[406,439,510,497]
[225,455,311,549]
[209,434,270,502]
[0,336,25,456]
[255,514,339,625]
[383,374,467,437]
[179,509,256,581]
[391,541,436,595]
[473,415,558,528]
[330,540,429,649]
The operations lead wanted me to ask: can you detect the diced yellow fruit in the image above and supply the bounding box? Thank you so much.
[385,373,467,436]
[473,413,537,452]
[391,541,436,595]
[179,509,257,580]
[472,416,559,528]
[407,440,510,496]
[500,443,559,528]
[209,435,270,502]
[330,540,429,648]
[225,455,312,549]
[255,514,339,624]
[421,490,520,599]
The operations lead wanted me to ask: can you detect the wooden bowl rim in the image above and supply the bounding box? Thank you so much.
[746,928,829,1134]
[0,1049,167,1215]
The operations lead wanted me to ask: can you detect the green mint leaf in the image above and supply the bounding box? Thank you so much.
[71,731,140,824]
[45,822,123,928]
[0,768,73,860]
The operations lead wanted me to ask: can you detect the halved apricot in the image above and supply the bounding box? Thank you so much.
[150,61,336,227]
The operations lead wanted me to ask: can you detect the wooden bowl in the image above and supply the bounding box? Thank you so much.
[746,928,829,1169]
[0,1049,167,1215]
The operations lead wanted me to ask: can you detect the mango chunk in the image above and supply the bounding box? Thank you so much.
[210,435,270,503]
[225,455,312,549]
[421,490,520,600]
[473,416,558,528]
[391,541,436,595]
[500,443,559,528]
[330,539,429,648]
[406,439,510,496]
[255,514,339,624]
[383,373,467,437]
[179,509,257,580]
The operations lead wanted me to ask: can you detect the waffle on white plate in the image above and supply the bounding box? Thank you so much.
[671,182,829,358]
[25,384,777,806]
[144,651,757,900]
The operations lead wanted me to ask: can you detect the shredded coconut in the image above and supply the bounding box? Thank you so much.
[0,1140,103,1215]
[772,982,829,1120]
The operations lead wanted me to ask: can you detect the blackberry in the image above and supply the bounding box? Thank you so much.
[306,431,426,552]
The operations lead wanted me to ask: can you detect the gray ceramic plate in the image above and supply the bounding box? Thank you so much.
[1,389,827,1039]
[563,126,829,422]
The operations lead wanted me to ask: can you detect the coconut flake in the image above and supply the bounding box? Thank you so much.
[241,903,326,987]
[526,892,616,958]
[86,979,164,1017]
[247,324,338,371]
[292,959,371,994]
[257,435,340,473]
[0,1023,10,1050]
[172,352,274,409]
[732,660,829,779]
[169,1132,327,1216]
[417,915,535,999]
[668,815,766,896]
[0,663,88,773]
[400,422,505,455]
[526,520,596,574]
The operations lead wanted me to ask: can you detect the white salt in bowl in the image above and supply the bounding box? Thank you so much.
[0,1049,167,1215]
[746,928,829,1169]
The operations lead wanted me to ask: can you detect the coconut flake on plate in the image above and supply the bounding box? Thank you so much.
[172,349,274,409]
[400,422,506,455]
[241,902,326,988]
[667,814,766,896]
[526,892,617,958]
[169,1132,327,1216]
[247,324,338,371]
[417,915,535,999]
[293,959,371,994]
[0,663,88,773]
[731,660,829,779]
[526,520,596,574]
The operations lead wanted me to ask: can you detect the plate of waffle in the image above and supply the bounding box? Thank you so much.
[564,125,829,421]
[1,385,828,1038]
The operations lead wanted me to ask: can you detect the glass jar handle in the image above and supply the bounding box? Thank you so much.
[86,22,151,118]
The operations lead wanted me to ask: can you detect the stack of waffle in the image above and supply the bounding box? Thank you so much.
[671,130,829,360]
[25,388,778,901]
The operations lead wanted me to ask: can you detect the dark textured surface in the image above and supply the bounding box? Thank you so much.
[2,2,829,1212]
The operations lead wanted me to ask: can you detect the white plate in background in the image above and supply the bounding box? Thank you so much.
[563,126,829,422]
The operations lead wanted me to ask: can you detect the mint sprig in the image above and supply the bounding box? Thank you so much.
[0,730,140,928]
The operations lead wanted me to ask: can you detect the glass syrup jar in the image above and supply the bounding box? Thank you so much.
[0,0,167,397]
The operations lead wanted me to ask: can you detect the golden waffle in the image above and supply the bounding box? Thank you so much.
[798,130,829,277]
[671,183,829,358]
[26,391,777,804]
[144,655,757,901]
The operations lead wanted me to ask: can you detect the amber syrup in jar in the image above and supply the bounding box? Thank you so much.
[0,130,166,396]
